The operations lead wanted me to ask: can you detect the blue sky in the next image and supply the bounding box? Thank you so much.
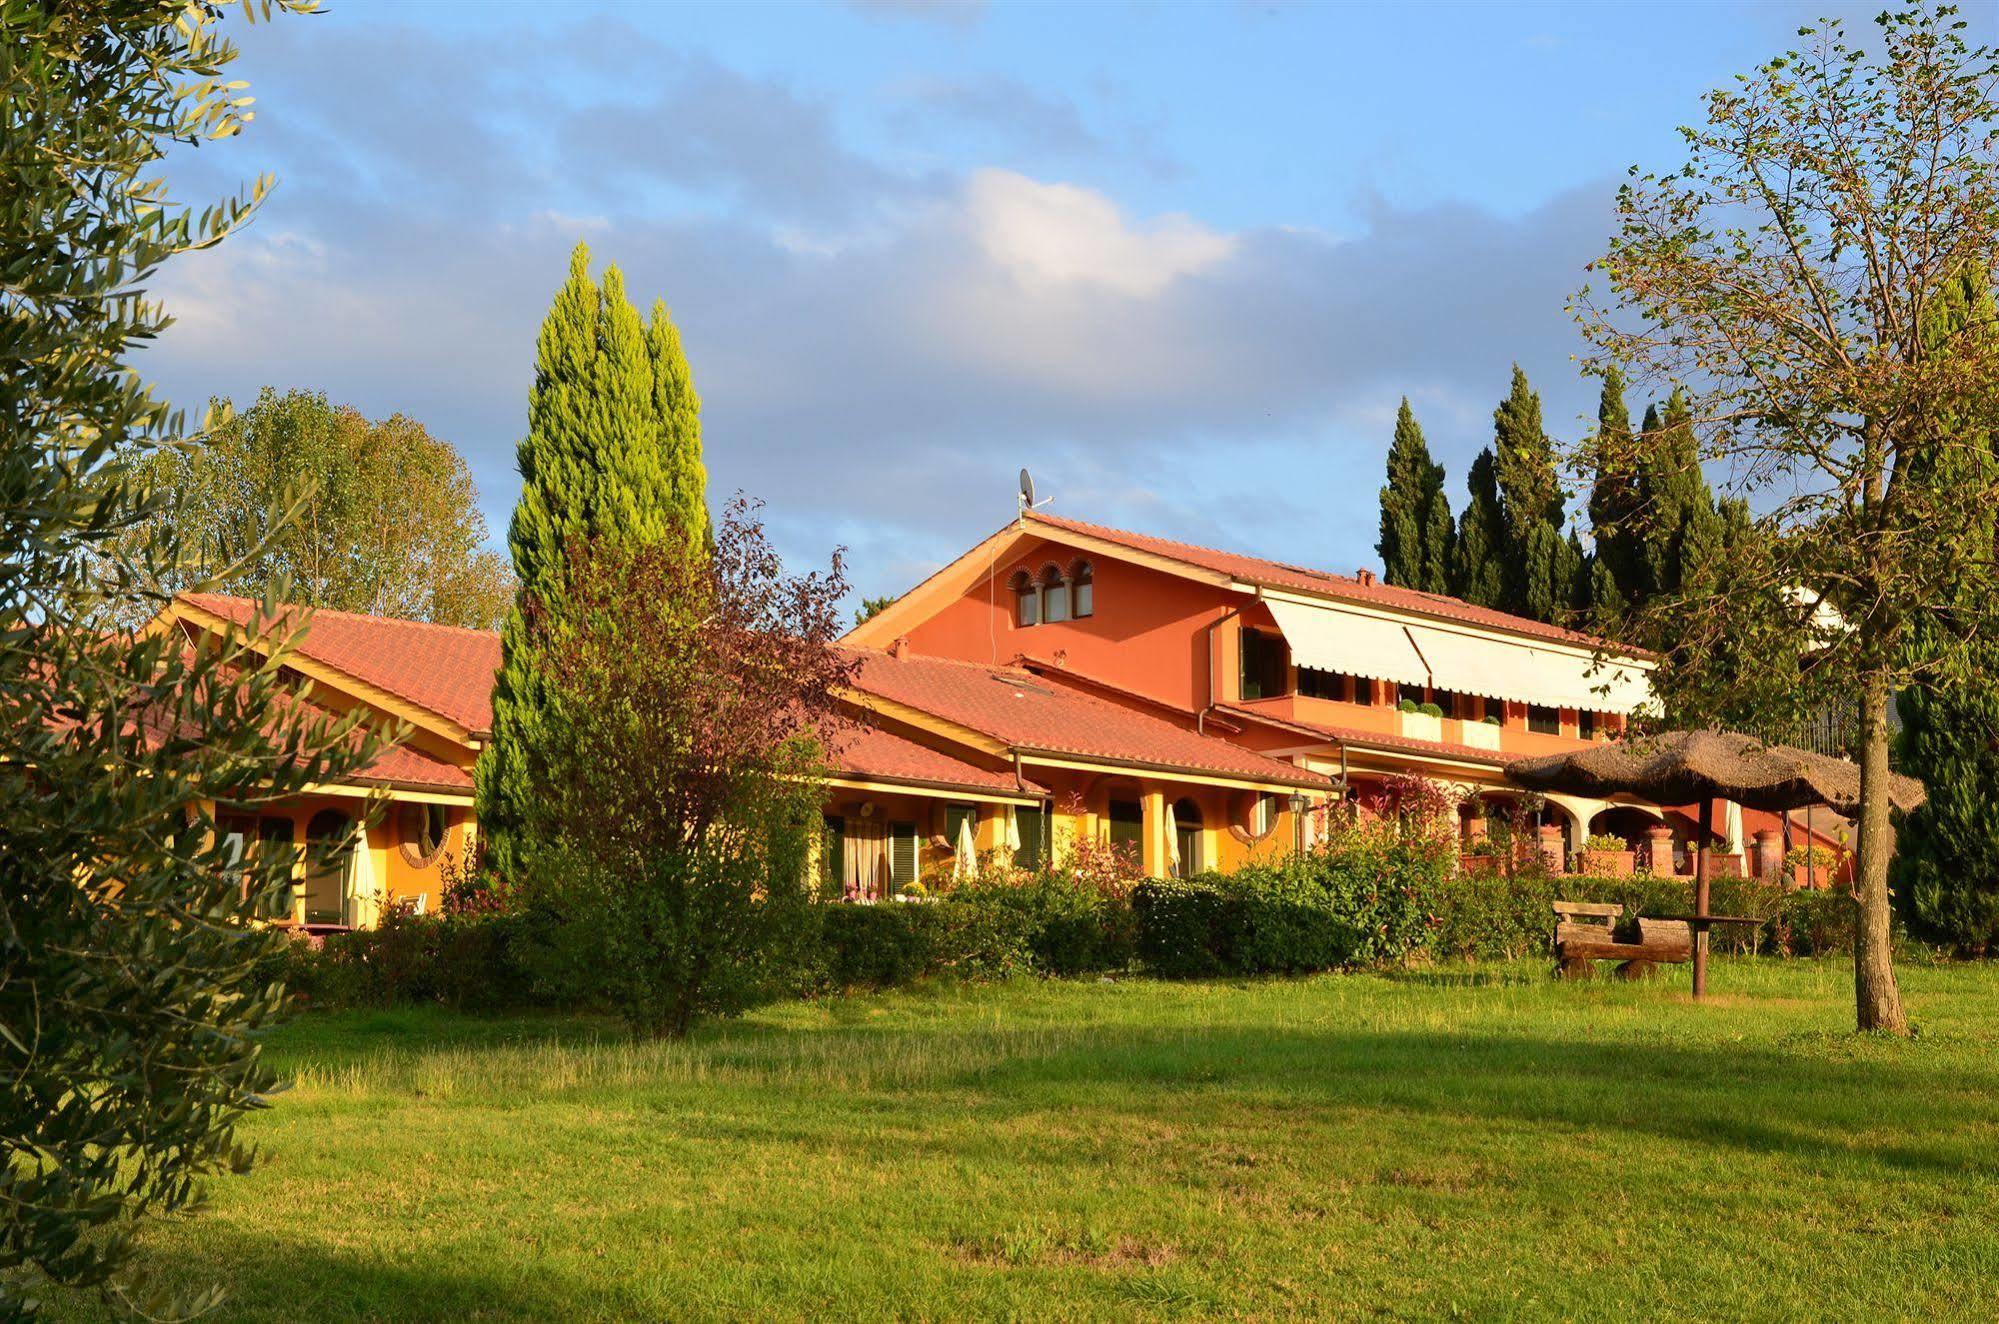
[145,0,1960,608]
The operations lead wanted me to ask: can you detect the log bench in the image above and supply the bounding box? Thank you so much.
[1553,902,1693,980]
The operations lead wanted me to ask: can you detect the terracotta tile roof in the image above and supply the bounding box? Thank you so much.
[126,654,474,793]
[826,720,1047,797]
[843,648,1331,788]
[1028,512,1618,650]
[1214,704,1510,767]
[180,594,501,734]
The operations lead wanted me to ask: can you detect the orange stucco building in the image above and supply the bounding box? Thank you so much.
[150,511,1846,928]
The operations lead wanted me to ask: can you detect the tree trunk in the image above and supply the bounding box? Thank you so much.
[1853,669,1908,1035]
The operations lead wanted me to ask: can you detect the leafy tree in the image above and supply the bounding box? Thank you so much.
[124,386,513,628]
[480,246,704,878]
[3,2,374,1313]
[1375,398,1453,594]
[1487,367,1574,622]
[526,500,853,1037]
[1451,449,1506,609]
[1892,270,1999,954]
[1575,6,1999,1032]
[854,594,898,626]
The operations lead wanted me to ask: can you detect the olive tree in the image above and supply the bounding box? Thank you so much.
[3,2,374,1314]
[1574,6,1999,1033]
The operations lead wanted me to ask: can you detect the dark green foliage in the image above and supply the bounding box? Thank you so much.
[1428,873,1862,961]
[1133,830,1449,978]
[1585,368,1642,611]
[854,594,898,626]
[479,247,709,881]
[1891,270,1999,956]
[1451,450,1507,609]
[1491,366,1574,622]
[807,902,1035,991]
[2,4,375,1315]
[954,872,1138,976]
[269,914,538,1014]
[1376,398,1454,594]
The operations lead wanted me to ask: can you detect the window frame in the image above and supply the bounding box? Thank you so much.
[1038,564,1071,624]
[1069,559,1094,618]
[1527,703,1560,735]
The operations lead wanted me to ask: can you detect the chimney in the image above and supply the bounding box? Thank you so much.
[888,636,910,659]
[1355,568,1377,586]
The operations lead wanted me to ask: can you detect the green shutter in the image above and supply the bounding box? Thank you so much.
[889,822,918,889]
[1016,805,1048,871]
[946,804,975,851]
[1108,799,1143,856]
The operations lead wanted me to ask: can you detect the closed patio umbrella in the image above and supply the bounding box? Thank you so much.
[952,814,978,883]
[1163,801,1180,872]
[1508,729,1925,998]
[1004,807,1021,862]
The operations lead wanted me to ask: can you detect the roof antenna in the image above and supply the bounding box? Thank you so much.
[1018,467,1050,518]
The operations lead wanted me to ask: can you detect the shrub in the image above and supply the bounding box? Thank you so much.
[956,870,1136,976]
[1134,805,1451,977]
[272,911,538,1013]
[808,900,1032,991]
[1418,701,1445,718]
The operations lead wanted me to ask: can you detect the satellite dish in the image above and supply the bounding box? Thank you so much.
[1019,468,1036,509]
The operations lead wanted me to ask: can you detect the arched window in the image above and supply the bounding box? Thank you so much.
[1011,570,1039,627]
[1070,560,1094,618]
[1039,564,1071,624]
[304,809,357,926]
[1171,798,1204,878]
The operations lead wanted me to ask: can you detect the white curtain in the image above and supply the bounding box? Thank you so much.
[952,815,978,883]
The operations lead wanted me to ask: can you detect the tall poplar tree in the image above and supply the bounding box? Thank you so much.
[1451,449,1506,609]
[479,245,707,878]
[1491,366,1571,621]
[1375,397,1452,594]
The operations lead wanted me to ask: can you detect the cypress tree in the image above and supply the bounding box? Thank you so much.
[1376,397,1452,594]
[648,298,708,547]
[1451,449,1506,609]
[1634,388,1720,601]
[1491,366,1568,621]
[1585,367,1643,608]
[1892,270,1999,953]
[478,244,695,879]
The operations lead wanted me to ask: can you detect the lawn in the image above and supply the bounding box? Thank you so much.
[54,960,1999,1322]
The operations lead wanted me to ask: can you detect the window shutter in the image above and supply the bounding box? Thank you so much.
[889,822,918,888]
[1015,805,1048,871]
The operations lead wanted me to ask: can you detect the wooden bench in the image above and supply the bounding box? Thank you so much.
[1553,902,1692,980]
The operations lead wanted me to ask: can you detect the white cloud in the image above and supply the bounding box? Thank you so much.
[962,168,1236,297]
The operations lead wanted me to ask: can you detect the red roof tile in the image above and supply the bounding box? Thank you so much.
[1028,512,1619,650]
[826,720,1046,796]
[843,648,1330,787]
[1214,704,1510,767]
[180,594,501,734]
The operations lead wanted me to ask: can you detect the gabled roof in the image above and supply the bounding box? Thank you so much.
[177,594,501,736]
[826,720,1048,798]
[842,647,1331,789]
[1026,512,1612,650]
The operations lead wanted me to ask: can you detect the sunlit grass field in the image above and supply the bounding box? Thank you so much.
[54,960,1999,1321]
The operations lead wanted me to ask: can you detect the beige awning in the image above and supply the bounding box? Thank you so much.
[1265,593,1653,715]
[1405,623,1652,715]
[1263,596,1430,689]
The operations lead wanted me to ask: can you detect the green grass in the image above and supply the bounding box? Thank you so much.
[52,960,1999,1322]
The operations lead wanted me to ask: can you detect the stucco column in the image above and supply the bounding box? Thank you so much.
[1642,824,1675,875]
[1140,786,1168,879]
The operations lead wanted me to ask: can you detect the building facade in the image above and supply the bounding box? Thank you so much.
[152,512,1846,930]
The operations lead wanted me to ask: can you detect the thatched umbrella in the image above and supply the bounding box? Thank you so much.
[1507,730,1925,997]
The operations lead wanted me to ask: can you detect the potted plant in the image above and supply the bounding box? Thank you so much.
[1578,832,1636,877]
